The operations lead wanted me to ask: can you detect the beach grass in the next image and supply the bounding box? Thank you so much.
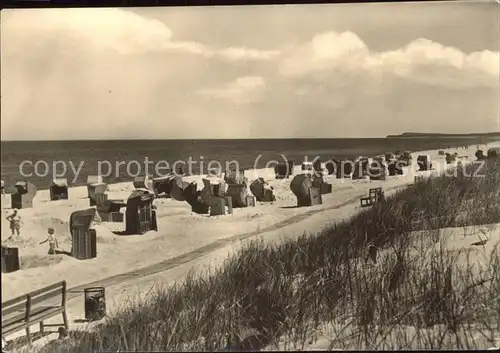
[17,159,500,351]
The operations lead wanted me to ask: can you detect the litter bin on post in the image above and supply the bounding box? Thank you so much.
[84,287,106,321]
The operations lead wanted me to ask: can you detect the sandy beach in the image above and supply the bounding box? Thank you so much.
[1,142,499,345]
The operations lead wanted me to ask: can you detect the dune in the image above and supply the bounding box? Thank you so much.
[1,142,499,348]
[275,222,500,351]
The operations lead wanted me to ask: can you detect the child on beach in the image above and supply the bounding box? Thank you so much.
[40,228,59,255]
[6,209,22,238]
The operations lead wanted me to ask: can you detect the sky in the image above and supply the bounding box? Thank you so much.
[1,1,499,140]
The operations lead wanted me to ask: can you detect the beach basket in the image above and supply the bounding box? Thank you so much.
[274,161,294,179]
[224,169,248,185]
[70,209,98,260]
[170,179,191,202]
[182,182,209,214]
[133,175,153,191]
[88,183,108,206]
[417,155,432,171]
[11,181,37,209]
[125,189,156,235]
[398,151,412,167]
[388,160,404,176]
[475,150,485,161]
[351,162,365,180]
[290,174,313,199]
[487,147,500,159]
[301,162,314,172]
[71,228,97,260]
[249,178,275,202]
[50,178,69,201]
[308,187,322,206]
[246,195,256,207]
[11,193,35,210]
[324,160,336,175]
[445,153,457,165]
[291,174,322,207]
[201,177,226,204]
[209,196,227,216]
[226,184,249,208]
[152,175,175,197]
[369,161,388,181]
[336,160,353,179]
[86,175,103,198]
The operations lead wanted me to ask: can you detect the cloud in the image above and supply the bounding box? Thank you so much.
[1,8,498,140]
[198,76,265,103]
[216,47,281,60]
[1,8,175,55]
[1,8,280,60]
[280,30,499,88]
[234,76,266,88]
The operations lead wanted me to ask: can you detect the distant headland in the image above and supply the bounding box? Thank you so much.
[386,132,500,139]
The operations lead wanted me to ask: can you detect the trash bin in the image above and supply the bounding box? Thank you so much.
[1,246,20,273]
[84,287,106,321]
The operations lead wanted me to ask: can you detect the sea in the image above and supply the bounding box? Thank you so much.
[0,138,492,191]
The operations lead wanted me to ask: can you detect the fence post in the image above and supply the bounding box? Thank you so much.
[62,281,69,330]
[25,294,32,345]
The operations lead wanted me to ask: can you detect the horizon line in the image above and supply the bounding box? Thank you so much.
[2,132,500,143]
[0,137,388,142]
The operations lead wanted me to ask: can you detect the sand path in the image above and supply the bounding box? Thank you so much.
[65,183,405,297]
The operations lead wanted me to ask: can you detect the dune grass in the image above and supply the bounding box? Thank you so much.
[15,159,500,352]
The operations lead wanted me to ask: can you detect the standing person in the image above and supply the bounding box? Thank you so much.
[40,228,58,255]
[6,209,21,238]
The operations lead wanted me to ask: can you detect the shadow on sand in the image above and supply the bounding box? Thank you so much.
[111,230,130,236]
[73,318,89,324]
[54,250,72,256]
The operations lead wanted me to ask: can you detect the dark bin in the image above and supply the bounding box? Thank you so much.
[84,287,106,321]
[1,246,20,273]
